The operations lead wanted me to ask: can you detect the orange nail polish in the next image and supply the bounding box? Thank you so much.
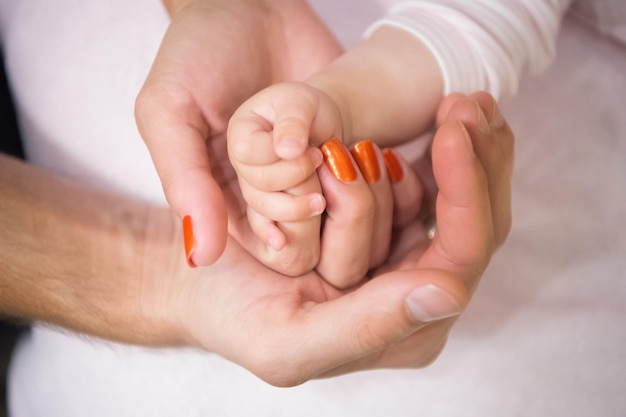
[320,138,357,182]
[350,140,380,184]
[182,215,196,267]
[383,149,403,183]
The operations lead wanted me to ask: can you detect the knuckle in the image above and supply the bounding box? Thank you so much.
[353,319,392,355]
[343,192,376,224]
[352,308,408,354]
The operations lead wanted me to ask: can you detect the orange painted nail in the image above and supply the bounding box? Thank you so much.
[350,140,380,184]
[320,138,357,182]
[383,148,403,183]
[182,215,196,267]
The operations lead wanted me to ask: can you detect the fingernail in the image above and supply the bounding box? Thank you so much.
[182,215,196,267]
[457,121,475,153]
[489,100,505,130]
[406,284,462,323]
[277,137,307,159]
[268,236,284,252]
[476,102,491,134]
[309,193,326,215]
[320,138,357,182]
[267,226,286,252]
[350,140,380,184]
[382,148,403,183]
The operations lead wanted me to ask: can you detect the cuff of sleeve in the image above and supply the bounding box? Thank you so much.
[363,2,527,100]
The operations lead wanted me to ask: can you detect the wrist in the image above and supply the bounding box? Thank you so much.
[305,74,355,147]
[0,155,188,347]
[133,207,190,347]
[307,26,444,147]
[66,200,185,346]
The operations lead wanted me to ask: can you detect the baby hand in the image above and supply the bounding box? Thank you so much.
[227,82,343,276]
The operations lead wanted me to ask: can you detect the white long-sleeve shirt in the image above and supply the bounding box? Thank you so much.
[365,0,572,99]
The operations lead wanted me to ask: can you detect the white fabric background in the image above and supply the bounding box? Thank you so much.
[1,0,625,416]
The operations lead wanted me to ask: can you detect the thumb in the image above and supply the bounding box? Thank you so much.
[271,83,341,159]
[136,88,228,266]
[176,168,228,267]
[294,269,466,381]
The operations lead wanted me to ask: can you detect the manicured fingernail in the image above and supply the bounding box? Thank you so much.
[320,138,357,182]
[182,215,196,267]
[350,140,380,184]
[476,102,491,134]
[382,148,403,183]
[406,284,461,323]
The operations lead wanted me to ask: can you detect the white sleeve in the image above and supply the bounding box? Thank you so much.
[364,0,572,100]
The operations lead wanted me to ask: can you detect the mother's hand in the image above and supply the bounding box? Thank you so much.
[144,92,513,386]
[135,0,343,266]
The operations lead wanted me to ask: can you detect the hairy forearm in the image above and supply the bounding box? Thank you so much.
[0,154,181,345]
[307,26,444,147]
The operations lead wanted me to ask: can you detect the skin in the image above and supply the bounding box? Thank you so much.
[227,25,446,281]
[0,93,513,387]
[136,0,344,266]
[98,0,511,387]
